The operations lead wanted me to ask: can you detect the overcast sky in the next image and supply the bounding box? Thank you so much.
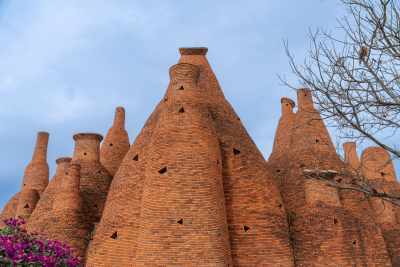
[1,0,398,209]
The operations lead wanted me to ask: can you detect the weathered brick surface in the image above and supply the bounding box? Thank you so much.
[15,188,39,220]
[100,107,130,177]
[2,47,400,266]
[361,146,400,266]
[27,157,71,234]
[269,89,391,266]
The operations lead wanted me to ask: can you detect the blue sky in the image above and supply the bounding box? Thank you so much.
[0,0,397,208]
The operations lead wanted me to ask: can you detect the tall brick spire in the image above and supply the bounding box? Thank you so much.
[100,107,130,176]
[86,47,295,266]
[27,157,72,234]
[21,131,50,195]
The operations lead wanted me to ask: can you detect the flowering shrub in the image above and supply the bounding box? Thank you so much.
[0,218,81,267]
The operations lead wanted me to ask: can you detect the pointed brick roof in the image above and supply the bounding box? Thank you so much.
[86,48,294,266]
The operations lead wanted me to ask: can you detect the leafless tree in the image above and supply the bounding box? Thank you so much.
[283,0,400,158]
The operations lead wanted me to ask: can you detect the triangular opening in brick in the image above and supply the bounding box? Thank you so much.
[179,107,185,113]
[243,225,250,232]
[133,154,139,161]
[24,204,29,209]
[233,148,241,155]
[177,219,183,225]
[111,232,118,239]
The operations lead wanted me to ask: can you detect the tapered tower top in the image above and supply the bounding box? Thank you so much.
[179,47,208,55]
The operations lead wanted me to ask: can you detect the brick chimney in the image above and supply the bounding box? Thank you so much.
[297,88,314,111]
[73,133,103,162]
[72,132,112,228]
[343,142,360,170]
[21,132,50,196]
[100,107,130,176]
[281,97,295,116]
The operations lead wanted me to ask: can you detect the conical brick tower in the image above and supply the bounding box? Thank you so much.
[15,188,39,220]
[361,146,400,266]
[27,157,72,234]
[72,133,112,228]
[21,132,49,195]
[269,89,391,266]
[86,47,294,266]
[0,193,20,227]
[51,163,90,258]
[100,107,130,176]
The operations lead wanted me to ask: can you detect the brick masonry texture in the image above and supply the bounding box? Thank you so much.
[1,47,400,266]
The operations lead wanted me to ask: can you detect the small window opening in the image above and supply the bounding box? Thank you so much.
[83,152,87,156]
[333,218,338,224]
[179,107,185,113]
[278,204,282,208]
[133,154,139,161]
[336,178,342,183]
[164,97,168,102]
[24,204,30,209]
[381,172,386,177]
[233,148,241,155]
[158,167,167,174]
[23,183,26,186]
[352,240,357,245]
[94,204,98,208]
[177,218,183,225]
[110,232,118,239]
[243,225,250,232]
[286,103,289,106]
[109,143,113,147]
[65,172,69,175]
[276,169,281,173]
[315,139,320,143]
[216,160,219,165]
[178,85,184,90]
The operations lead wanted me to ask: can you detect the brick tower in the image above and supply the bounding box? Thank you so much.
[72,133,112,229]
[361,146,400,266]
[27,157,72,234]
[86,48,294,266]
[269,89,391,266]
[100,107,130,176]
[21,132,50,195]
[51,163,90,257]
[12,132,50,221]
